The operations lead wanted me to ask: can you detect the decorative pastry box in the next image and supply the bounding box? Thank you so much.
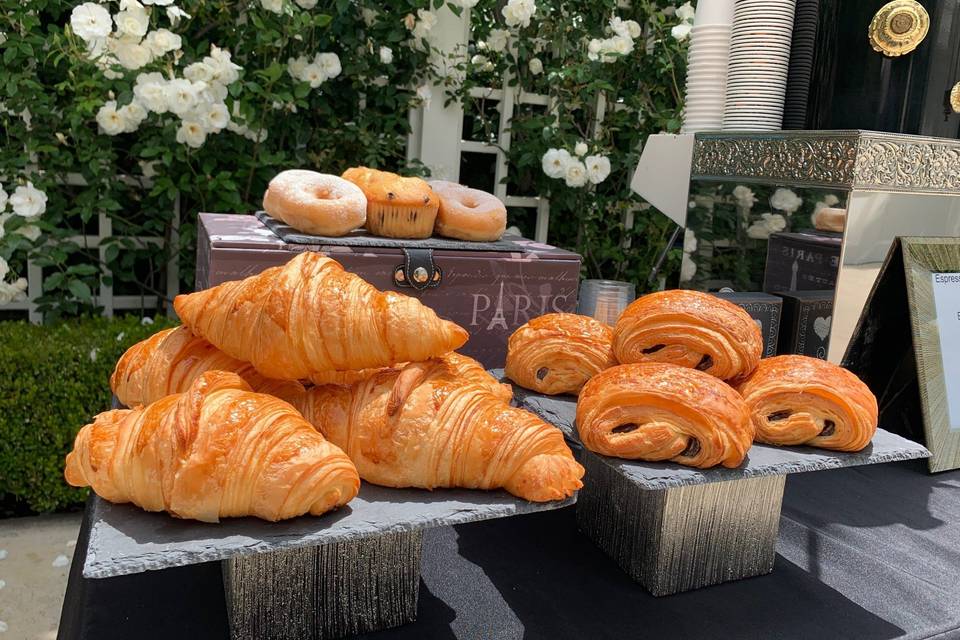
[763,231,842,294]
[713,291,783,358]
[777,290,835,359]
[195,213,582,369]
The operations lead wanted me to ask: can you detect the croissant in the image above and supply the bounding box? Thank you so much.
[613,289,762,382]
[576,363,754,469]
[65,371,360,522]
[296,356,583,502]
[505,313,617,395]
[173,252,469,380]
[306,353,511,402]
[736,355,878,452]
[111,326,305,407]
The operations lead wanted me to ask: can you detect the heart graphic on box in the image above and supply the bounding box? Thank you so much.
[813,315,832,341]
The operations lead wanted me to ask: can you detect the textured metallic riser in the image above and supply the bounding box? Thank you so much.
[577,455,786,596]
[223,531,423,640]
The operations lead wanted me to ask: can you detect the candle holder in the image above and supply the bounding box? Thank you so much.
[578,280,636,325]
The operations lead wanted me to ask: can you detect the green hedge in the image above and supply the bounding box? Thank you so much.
[0,315,177,516]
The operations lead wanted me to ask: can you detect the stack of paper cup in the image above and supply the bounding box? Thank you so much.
[722,0,797,131]
[681,0,736,133]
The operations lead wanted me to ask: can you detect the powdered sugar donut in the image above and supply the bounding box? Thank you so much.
[428,180,507,242]
[263,170,367,237]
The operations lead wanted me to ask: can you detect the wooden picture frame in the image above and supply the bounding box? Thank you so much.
[844,237,960,473]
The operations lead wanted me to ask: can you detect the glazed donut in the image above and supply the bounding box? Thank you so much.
[428,180,507,242]
[263,170,367,237]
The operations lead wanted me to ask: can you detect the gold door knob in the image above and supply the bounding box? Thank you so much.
[868,0,930,57]
[951,82,960,114]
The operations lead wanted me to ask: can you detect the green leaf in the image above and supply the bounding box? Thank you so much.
[67,279,92,302]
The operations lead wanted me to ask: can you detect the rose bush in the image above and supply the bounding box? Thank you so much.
[1,0,690,319]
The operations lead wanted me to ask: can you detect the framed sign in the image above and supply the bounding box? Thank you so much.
[844,237,960,473]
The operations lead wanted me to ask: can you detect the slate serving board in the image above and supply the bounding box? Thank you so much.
[494,372,931,491]
[255,211,524,252]
[83,484,574,579]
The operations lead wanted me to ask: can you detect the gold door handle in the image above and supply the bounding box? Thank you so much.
[868,0,930,57]
[951,83,960,114]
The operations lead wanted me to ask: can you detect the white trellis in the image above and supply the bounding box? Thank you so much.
[2,172,179,323]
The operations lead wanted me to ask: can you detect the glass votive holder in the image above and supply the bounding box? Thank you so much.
[578,280,636,326]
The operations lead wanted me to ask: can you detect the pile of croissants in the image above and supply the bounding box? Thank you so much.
[64,252,584,523]
[503,289,879,470]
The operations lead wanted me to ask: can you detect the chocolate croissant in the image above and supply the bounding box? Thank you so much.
[736,355,878,452]
[613,290,762,382]
[65,371,360,522]
[111,326,305,407]
[296,356,583,502]
[576,363,754,468]
[174,252,469,381]
[505,313,617,395]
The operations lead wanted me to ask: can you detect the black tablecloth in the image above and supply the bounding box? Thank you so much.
[58,459,960,640]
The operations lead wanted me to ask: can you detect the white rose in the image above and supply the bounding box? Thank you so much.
[412,9,437,41]
[680,253,696,282]
[574,141,588,156]
[676,1,695,23]
[207,48,241,85]
[564,160,588,188]
[416,84,432,108]
[113,39,153,70]
[10,182,48,218]
[184,61,214,83]
[287,55,309,80]
[502,0,536,28]
[610,35,633,56]
[119,101,147,132]
[0,277,28,304]
[671,23,691,41]
[541,148,571,179]
[361,8,378,26]
[295,0,317,8]
[0,186,7,212]
[0,255,8,280]
[143,29,182,57]
[114,3,150,38]
[70,3,112,42]
[96,100,126,135]
[625,20,642,39]
[609,16,630,39]
[587,38,602,61]
[528,57,543,75]
[487,28,509,53]
[746,213,787,239]
[732,185,757,208]
[167,79,202,115]
[379,46,393,64]
[683,228,697,253]
[260,0,283,13]
[315,52,341,80]
[200,102,230,131]
[166,5,191,25]
[176,120,207,148]
[585,154,611,184]
[201,82,229,103]
[769,187,803,214]
[142,0,175,5]
[133,73,168,113]
[824,194,840,206]
[457,0,479,7]
[301,63,326,88]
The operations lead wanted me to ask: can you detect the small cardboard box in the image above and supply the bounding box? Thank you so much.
[777,290,835,359]
[763,231,842,293]
[713,291,783,358]
[194,213,583,369]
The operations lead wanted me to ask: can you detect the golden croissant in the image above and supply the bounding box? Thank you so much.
[296,356,582,502]
[505,313,617,395]
[173,252,469,380]
[111,325,305,407]
[306,353,511,403]
[65,371,360,522]
[736,355,878,452]
[576,363,754,469]
[613,289,762,382]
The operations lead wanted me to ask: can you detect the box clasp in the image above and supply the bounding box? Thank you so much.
[394,248,442,291]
